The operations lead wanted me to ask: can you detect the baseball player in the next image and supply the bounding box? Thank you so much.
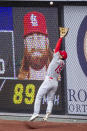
[29,27,69,121]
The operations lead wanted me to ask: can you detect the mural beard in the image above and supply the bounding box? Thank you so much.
[26,49,48,70]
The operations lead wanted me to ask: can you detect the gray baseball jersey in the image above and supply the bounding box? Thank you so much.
[47,52,65,79]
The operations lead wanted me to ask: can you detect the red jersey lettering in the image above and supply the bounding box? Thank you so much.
[55,63,64,74]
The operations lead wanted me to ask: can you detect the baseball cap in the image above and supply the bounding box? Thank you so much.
[59,50,67,60]
[24,11,48,37]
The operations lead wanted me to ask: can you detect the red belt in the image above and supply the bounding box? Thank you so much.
[49,77,53,79]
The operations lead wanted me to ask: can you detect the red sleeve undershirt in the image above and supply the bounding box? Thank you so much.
[54,37,63,53]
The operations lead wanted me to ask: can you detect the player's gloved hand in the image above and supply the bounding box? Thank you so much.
[59,27,69,38]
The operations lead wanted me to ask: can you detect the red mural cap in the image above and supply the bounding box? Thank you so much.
[24,11,48,36]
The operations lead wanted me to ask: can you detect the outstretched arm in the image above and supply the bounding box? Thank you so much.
[54,37,63,53]
[54,27,69,53]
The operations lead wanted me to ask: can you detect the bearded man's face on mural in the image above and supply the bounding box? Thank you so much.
[24,33,49,70]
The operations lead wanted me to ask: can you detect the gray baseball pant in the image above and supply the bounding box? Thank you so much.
[34,76,58,114]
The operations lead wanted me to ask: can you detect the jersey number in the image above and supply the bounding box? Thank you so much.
[55,64,63,74]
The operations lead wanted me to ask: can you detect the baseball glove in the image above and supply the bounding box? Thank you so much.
[59,27,69,38]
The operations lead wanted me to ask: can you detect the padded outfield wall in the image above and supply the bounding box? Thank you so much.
[0,1,87,117]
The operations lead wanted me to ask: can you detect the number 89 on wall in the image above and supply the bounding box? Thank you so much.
[13,84,35,104]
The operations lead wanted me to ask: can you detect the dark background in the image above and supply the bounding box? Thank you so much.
[0,1,70,115]
[0,32,14,77]
[0,79,64,114]
[12,7,59,76]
